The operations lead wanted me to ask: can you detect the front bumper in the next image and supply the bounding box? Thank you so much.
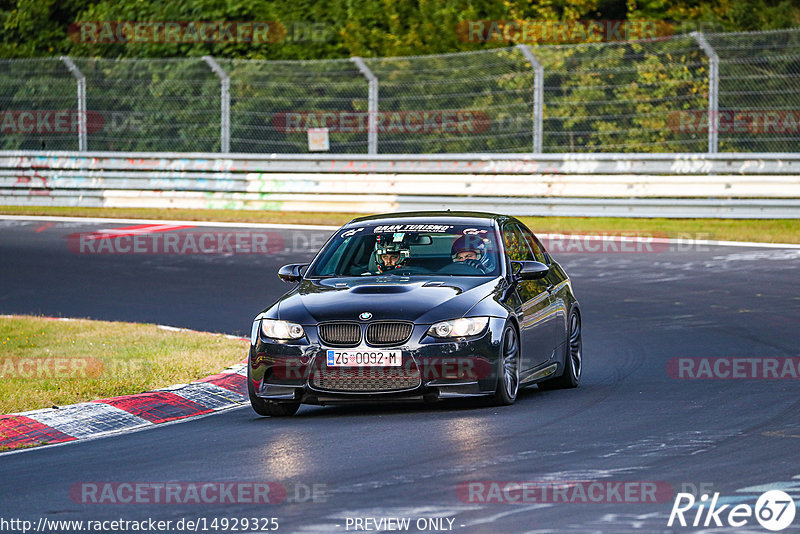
[248,318,505,405]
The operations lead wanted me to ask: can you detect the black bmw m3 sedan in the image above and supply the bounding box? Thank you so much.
[248,212,582,416]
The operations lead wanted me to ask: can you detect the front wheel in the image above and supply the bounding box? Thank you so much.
[492,325,520,405]
[254,400,300,417]
[539,308,582,390]
[248,375,300,417]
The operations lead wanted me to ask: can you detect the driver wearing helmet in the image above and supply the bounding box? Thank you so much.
[373,234,410,273]
[451,234,489,273]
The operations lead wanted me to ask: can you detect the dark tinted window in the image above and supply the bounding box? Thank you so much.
[502,223,535,261]
[519,225,547,263]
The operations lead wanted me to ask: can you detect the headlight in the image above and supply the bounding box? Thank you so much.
[250,320,260,345]
[260,319,305,340]
[428,317,489,338]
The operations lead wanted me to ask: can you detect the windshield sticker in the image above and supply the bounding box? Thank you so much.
[372,224,454,233]
[463,228,489,235]
[340,227,365,238]
[392,232,405,242]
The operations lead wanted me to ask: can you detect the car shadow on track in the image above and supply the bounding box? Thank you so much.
[245,386,550,420]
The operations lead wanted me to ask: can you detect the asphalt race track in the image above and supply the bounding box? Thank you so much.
[1,217,800,533]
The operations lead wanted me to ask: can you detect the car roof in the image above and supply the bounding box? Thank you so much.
[346,211,514,227]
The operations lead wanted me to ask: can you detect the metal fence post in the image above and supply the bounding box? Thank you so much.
[517,45,544,154]
[691,32,719,154]
[351,57,378,154]
[60,56,87,151]
[202,56,231,153]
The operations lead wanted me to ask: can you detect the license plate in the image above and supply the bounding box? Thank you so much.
[326,350,401,367]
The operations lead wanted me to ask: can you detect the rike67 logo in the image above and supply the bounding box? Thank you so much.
[668,490,796,531]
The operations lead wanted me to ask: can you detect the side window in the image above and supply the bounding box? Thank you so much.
[503,223,534,261]
[520,226,547,264]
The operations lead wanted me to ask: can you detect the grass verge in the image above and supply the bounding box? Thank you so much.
[2,206,799,244]
[0,315,248,414]
[0,206,353,227]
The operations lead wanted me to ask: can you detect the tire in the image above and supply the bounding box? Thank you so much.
[248,374,300,417]
[539,308,582,390]
[254,400,300,417]
[491,324,520,406]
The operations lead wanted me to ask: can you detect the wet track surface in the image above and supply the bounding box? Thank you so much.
[1,218,799,533]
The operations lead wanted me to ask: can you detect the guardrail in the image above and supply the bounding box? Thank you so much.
[2,151,799,218]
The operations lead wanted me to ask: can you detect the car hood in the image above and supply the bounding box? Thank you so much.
[274,276,504,324]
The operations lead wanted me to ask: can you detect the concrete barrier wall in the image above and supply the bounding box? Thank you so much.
[2,151,799,218]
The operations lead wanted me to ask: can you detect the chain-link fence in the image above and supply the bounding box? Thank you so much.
[713,28,800,153]
[1,28,798,154]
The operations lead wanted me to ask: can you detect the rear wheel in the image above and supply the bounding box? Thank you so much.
[492,325,520,405]
[248,375,300,417]
[539,308,582,390]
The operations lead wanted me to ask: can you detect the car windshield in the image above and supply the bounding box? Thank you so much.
[307,223,501,277]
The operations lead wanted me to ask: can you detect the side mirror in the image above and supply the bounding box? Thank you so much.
[511,260,549,280]
[278,264,307,283]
